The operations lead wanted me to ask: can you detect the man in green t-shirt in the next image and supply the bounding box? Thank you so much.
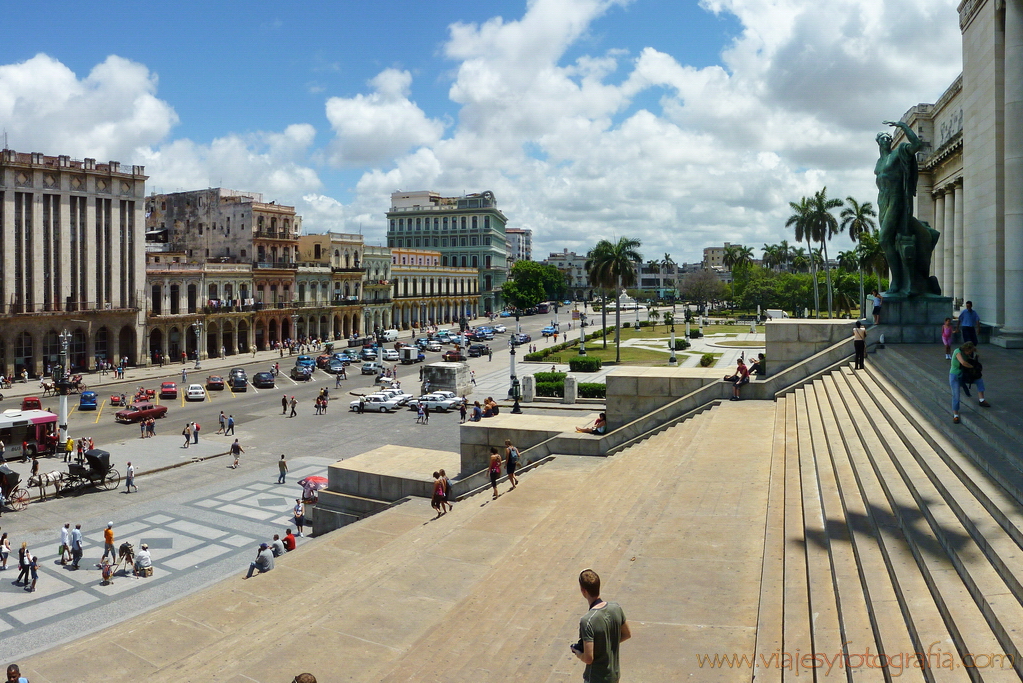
[572,569,631,682]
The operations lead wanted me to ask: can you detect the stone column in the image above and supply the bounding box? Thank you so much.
[953,180,965,303]
[934,191,946,292]
[1000,0,1023,341]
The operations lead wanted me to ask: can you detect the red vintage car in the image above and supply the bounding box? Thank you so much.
[115,402,168,424]
[159,382,178,398]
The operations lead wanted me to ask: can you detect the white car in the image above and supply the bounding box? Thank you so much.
[426,341,442,352]
[185,384,206,402]
[349,394,402,413]
[377,387,414,405]
[430,390,465,404]
[381,349,400,362]
[493,324,507,333]
[408,393,463,412]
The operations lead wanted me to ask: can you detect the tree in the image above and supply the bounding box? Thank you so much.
[680,269,725,315]
[762,244,782,270]
[837,250,859,273]
[586,237,643,362]
[806,187,844,318]
[502,261,566,311]
[647,305,661,330]
[787,197,820,317]
[841,197,877,319]
[857,229,888,294]
[586,242,614,349]
[660,253,677,300]
[790,247,809,273]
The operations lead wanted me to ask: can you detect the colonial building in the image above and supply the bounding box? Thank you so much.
[893,0,1023,345]
[542,249,594,301]
[390,248,480,329]
[146,189,303,352]
[362,245,393,332]
[385,190,509,314]
[297,232,366,338]
[505,227,533,262]
[0,150,147,377]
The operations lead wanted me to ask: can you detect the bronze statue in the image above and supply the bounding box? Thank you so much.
[875,120,941,298]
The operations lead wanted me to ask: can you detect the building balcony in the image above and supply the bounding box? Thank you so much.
[253,260,298,270]
[331,266,365,273]
[254,230,300,241]
[6,301,139,316]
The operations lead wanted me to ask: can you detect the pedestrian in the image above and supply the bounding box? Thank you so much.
[225,415,235,435]
[423,404,430,425]
[958,300,980,344]
[504,439,520,490]
[244,543,274,579]
[70,524,83,569]
[102,522,116,563]
[431,471,446,518]
[230,439,244,469]
[192,421,200,444]
[852,320,867,370]
[147,417,156,438]
[277,454,288,484]
[125,461,137,493]
[942,317,956,359]
[181,368,187,383]
[182,423,192,448]
[289,396,298,418]
[7,664,28,683]
[416,404,425,424]
[282,528,297,552]
[270,534,286,557]
[571,568,631,681]
[13,542,29,585]
[140,419,146,439]
[439,468,454,511]
[488,347,493,361]
[64,436,74,462]
[335,373,342,388]
[282,394,289,415]
[871,289,883,325]
[725,358,750,400]
[950,341,991,424]
[488,447,502,500]
[0,532,9,570]
[472,401,483,422]
[217,411,226,434]
[26,551,37,592]
[459,401,467,424]
[470,370,477,386]
[293,499,306,536]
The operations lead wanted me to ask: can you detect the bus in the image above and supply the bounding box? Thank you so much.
[536,302,550,314]
[0,409,59,460]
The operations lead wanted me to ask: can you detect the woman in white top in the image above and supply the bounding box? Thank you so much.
[852,321,867,370]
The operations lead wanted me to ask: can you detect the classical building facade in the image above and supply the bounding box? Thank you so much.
[385,190,508,313]
[894,0,1023,345]
[390,248,480,329]
[362,245,393,332]
[505,227,533,262]
[542,249,594,301]
[0,150,147,377]
[297,232,367,338]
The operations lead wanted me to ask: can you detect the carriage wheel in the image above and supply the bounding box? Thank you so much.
[9,487,29,511]
[102,469,121,491]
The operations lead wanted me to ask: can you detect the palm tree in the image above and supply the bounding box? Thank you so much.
[857,230,888,293]
[791,247,809,273]
[661,253,677,302]
[779,239,791,271]
[586,237,642,362]
[586,242,615,349]
[841,197,877,319]
[807,187,844,318]
[837,250,859,272]
[761,244,781,270]
[786,198,820,317]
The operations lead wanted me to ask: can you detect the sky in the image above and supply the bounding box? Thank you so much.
[0,0,963,264]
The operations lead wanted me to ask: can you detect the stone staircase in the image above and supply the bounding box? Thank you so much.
[761,364,1023,681]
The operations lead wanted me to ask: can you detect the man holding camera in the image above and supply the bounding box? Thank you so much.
[571,568,630,682]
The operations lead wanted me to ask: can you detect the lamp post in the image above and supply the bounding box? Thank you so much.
[668,314,678,366]
[578,311,586,355]
[193,320,203,369]
[291,313,300,346]
[56,329,72,443]
[508,337,522,413]
[634,300,641,331]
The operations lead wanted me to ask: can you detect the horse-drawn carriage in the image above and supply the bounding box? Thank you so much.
[64,450,120,494]
[0,465,29,512]
[39,375,87,397]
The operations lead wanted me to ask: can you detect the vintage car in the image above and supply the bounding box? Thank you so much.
[159,382,178,399]
[206,375,226,390]
[295,355,316,369]
[78,391,98,410]
[406,393,463,412]
[442,350,467,362]
[229,375,248,391]
[115,402,168,423]
[348,394,402,413]
[252,372,276,388]
[290,366,313,381]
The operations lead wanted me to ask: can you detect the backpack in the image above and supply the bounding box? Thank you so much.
[509,447,519,465]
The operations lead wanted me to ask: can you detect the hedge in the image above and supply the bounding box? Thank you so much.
[535,381,564,398]
[578,382,606,399]
[533,372,567,384]
[673,338,691,351]
[569,356,603,372]
[699,353,715,367]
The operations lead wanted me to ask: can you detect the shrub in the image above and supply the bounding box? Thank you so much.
[524,352,546,361]
[690,330,703,339]
[578,382,606,399]
[699,353,715,367]
[570,356,603,372]
[535,381,564,397]
[533,372,567,383]
[673,338,691,351]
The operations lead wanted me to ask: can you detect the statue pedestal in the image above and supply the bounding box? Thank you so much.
[876,296,953,343]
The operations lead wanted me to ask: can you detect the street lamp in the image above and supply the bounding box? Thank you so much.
[291,313,300,345]
[193,320,203,369]
[578,310,586,355]
[56,329,72,443]
[668,314,678,366]
[508,337,522,413]
[634,300,640,331]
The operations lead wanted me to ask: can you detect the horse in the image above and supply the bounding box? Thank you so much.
[39,381,56,397]
[28,471,64,499]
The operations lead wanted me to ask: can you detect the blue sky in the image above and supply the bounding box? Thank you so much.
[0,0,961,262]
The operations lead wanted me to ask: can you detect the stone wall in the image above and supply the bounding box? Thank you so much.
[605,367,722,429]
[765,320,855,374]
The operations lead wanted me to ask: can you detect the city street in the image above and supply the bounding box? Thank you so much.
[0,310,605,662]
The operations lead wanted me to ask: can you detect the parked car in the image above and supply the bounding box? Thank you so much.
[541,326,557,337]
[426,340,442,352]
[206,375,225,390]
[78,391,98,410]
[499,311,513,317]
[185,384,207,402]
[468,344,488,358]
[115,402,168,423]
[376,388,414,405]
[430,390,465,404]
[291,366,313,381]
[407,393,462,412]
[442,350,467,362]
[229,375,248,391]
[295,355,316,369]
[327,359,348,374]
[513,333,532,344]
[315,354,333,369]
[159,382,178,399]
[252,372,276,388]
[334,350,357,364]
[21,397,42,411]
[349,394,402,413]
[381,349,400,362]
[360,348,378,361]
[493,324,507,333]
[361,361,384,375]
[229,368,247,380]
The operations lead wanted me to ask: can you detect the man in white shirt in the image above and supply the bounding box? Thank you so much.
[59,523,71,565]
[133,543,152,575]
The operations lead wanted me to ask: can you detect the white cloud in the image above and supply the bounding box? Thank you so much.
[324,68,445,166]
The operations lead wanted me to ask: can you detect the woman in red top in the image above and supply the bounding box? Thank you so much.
[727,359,750,401]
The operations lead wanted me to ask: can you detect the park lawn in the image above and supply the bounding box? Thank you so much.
[714,340,767,348]
[528,343,684,366]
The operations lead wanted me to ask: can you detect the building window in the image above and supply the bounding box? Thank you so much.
[472,255,479,268]
[470,236,478,246]
[433,238,439,247]
[241,249,246,258]
[485,216,490,229]
[398,218,404,231]
[460,237,467,247]
[461,255,467,267]
[390,219,395,231]
[198,222,203,235]
[416,218,421,230]
[472,216,477,229]
[461,217,467,230]
[442,256,448,266]
[485,255,492,269]
[433,218,439,231]
[314,244,321,259]
[443,217,448,230]
[441,237,448,247]
[402,257,407,265]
